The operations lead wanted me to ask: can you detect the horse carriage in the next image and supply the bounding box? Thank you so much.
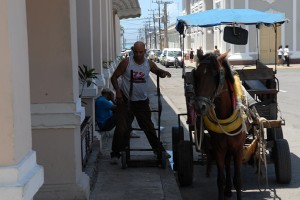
[172,9,291,199]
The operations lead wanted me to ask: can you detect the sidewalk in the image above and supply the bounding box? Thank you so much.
[89,79,182,200]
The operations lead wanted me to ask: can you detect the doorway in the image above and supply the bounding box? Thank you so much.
[260,25,281,64]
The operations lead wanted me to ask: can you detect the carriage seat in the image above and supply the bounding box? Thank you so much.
[244,80,277,95]
[236,68,278,95]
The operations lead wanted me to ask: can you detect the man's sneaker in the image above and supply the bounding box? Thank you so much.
[110,157,119,165]
[130,132,140,138]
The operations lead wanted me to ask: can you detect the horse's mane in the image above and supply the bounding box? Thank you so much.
[221,58,235,84]
[198,53,234,84]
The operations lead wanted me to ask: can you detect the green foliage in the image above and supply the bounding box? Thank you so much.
[78,65,98,98]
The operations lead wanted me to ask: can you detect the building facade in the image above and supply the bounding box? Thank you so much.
[169,0,300,65]
[0,0,140,199]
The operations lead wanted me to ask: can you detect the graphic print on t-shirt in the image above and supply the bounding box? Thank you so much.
[132,71,146,83]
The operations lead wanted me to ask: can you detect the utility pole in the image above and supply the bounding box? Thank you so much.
[144,23,148,48]
[163,2,168,48]
[153,0,172,50]
[158,1,162,50]
[153,0,162,50]
[148,19,152,49]
[148,9,157,49]
[141,18,151,49]
[138,28,144,42]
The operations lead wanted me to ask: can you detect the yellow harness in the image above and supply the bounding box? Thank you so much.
[203,74,246,133]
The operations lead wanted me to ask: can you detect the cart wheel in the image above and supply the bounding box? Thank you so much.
[274,139,291,184]
[172,126,184,171]
[177,140,193,186]
[267,127,283,141]
[121,151,127,169]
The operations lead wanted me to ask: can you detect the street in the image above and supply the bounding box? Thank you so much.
[154,61,300,200]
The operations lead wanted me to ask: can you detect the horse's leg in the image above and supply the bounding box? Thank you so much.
[206,149,212,177]
[233,135,246,200]
[204,134,213,177]
[216,153,226,200]
[213,139,226,200]
[225,152,232,198]
[233,153,243,200]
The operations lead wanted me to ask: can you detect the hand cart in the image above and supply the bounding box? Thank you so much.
[120,70,168,169]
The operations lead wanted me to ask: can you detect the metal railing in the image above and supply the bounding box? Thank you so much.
[80,116,94,169]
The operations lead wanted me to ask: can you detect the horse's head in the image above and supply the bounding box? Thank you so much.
[193,51,231,116]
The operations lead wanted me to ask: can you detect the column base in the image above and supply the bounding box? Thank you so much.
[34,172,89,200]
[0,151,44,200]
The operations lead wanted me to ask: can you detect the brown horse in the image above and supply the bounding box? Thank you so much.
[193,51,247,200]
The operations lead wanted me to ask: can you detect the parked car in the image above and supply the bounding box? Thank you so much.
[148,49,161,60]
[174,51,184,68]
[160,48,182,67]
[154,51,162,63]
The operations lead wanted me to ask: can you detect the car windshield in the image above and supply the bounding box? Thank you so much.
[169,51,182,56]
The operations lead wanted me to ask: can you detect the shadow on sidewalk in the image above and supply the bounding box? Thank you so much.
[88,77,184,200]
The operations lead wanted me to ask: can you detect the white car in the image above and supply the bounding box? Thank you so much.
[160,48,182,67]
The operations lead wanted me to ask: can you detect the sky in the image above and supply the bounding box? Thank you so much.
[120,0,182,49]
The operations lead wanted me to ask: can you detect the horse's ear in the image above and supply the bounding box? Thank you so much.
[217,49,230,61]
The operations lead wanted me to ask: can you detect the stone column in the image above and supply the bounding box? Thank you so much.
[101,0,109,63]
[0,0,44,199]
[93,0,106,90]
[26,0,89,199]
[115,14,121,55]
[77,0,93,68]
[108,1,115,60]
[101,0,113,90]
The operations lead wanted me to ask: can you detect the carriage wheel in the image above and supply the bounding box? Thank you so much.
[274,139,291,184]
[177,140,193,186]
[172,126,184,171]
[121,151,127,169]
[267,127,283,141]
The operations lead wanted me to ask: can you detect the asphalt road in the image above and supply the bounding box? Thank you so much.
[154,62,300,200]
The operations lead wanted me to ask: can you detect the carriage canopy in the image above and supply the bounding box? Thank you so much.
[176,8,287,30]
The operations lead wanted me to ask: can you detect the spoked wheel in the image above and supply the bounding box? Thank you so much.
[121,151,127,169]
[177,140,193,186]
[274,139,291,184]
[172,126,184,171]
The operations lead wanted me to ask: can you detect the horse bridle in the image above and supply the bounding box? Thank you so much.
[193,57,226,116]
[188,55,226,151]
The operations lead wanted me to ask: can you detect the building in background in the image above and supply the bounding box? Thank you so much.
[169,0,299,65]
[0,0,140,199]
